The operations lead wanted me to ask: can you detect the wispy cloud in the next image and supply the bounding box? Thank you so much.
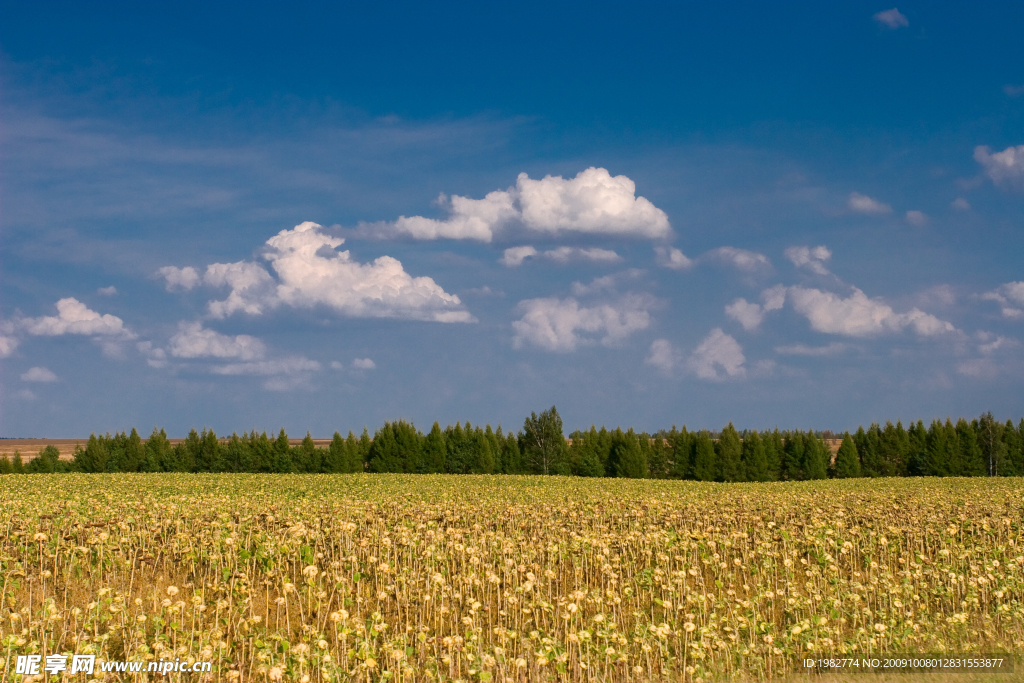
[500,245,621,267]
[21,366,58,382]
[873,8,908,29]
[848,192,892,215]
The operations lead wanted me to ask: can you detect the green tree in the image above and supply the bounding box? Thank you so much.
[692,431,716,481]
[832,433,860,478]
[27,445,62,473]
[521,406,568,475]
[715,423,742,482]
[273,428,293,473]
[0,455,12,474]
[740,430,770,482]
[12,452,24,474]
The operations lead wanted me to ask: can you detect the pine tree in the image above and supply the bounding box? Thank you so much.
[422,422,447,473]
[1001,420,1022,476]
[802,433,828,480]
[473,427,495,474]
[764,430,783,480]
[0,455,11,474]
[297,432,320,473]
[956,418,985,476]
[502,432,522,474]
[715,423,742,482]
[273,428,293,473]
[832,433,860,478]
[609,429,647,478]
[692,432,716,481]
[906,420,928,476]
[740,430,769,482]
[783,432,805,480]
[143,428,171,472]
[12,452,24,474]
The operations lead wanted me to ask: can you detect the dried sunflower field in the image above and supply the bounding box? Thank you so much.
[0,474,1022,682]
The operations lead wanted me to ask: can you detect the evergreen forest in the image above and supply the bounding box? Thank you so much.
[3,408,1023,480]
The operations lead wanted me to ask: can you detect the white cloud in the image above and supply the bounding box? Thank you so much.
[654,246,693,270]
[1005,84,1024,97]
[211,356,320,376]
[687,328,746,381]
[977,333,1017,356]
[500,246,538,267]
[873,8,908,29]
[21,298,134,338]
[136,341,167,368]
[645,339,682,375]
[788,286,957,337]
[981,281,1024,318]
[351,358,376,370]
[394,189,517,240]
[169,321,266,360]
[569,270,644,297]
[725,285,787,332]
[725,299,766,331]
[16,389,36,401]
[0,335,19,358]
[330,360,344,370]
[543,246,622,264]
[501,245,621,267]
[157,266,201,291]
[974,145,1024,191]
[951,197,971,210]
[211,356,322,391]
[905,210,928,226]
[706,246,771,272]
[784,245,832,275]
[848,192,892,215]
[97,286,117,296]
[21,366,57,382]
[184,222,472,323]
[775,342,849,356]
[512,295,653,351]
[387,167,670,241]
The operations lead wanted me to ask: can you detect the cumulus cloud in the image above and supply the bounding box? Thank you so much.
[647,330,748,381]
[21,366,57,382]
[788,286,957,337]
[974,145,1024,191]
[97,286,117,296]
[157,266,201,291]
[330,360,344,370]
[351,358,376,370]
[167,222,473,323]
[0,335,19,358]
[500,245,621,267]
[784,245,832,275]
[848,192,892,215]
[386,167,670,242]
[20,298,134,338]
[706,247,771,272]
[775,342,849,356]
[512,294,653,351]
[951,197,971,210]
[981,281,1024,318]
[873,8,908,28]
[724,285,787,332]
[654,246,693,270]
[169,321,266,360]
[688,328,746,381]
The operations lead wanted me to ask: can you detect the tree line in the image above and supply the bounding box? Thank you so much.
[2,407,1023,479]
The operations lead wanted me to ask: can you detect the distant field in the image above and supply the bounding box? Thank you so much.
[0,437,335,461]
[0,475,1020,681]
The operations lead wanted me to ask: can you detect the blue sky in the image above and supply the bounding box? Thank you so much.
[2,2,1024,437]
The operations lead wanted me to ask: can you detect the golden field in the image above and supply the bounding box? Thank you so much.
[0,475,1021,682]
